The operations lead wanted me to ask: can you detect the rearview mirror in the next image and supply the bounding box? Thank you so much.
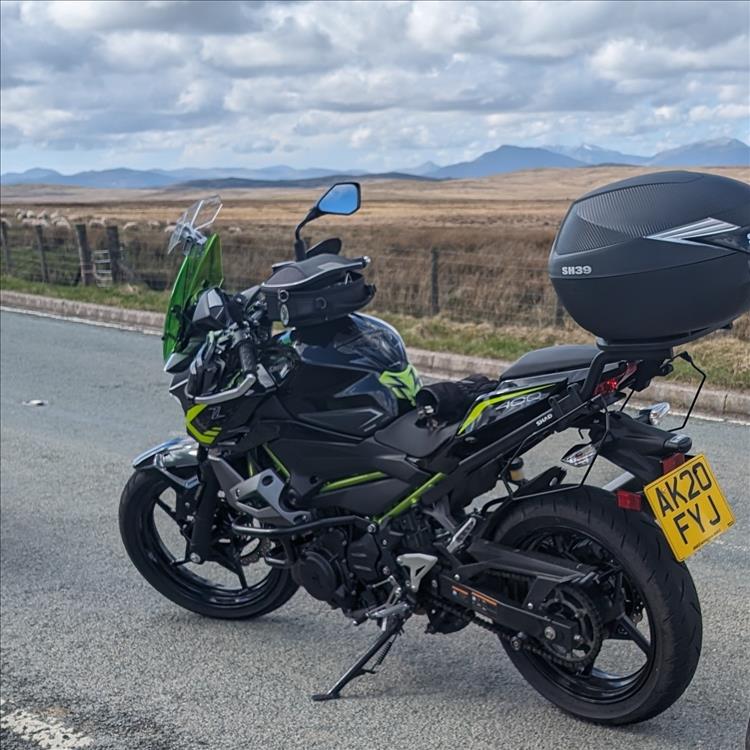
[316,182,361,216]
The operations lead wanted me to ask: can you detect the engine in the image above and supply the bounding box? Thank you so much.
[290,528,391,616]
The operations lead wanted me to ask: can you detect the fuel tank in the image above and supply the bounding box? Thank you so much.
[277,313,421,436]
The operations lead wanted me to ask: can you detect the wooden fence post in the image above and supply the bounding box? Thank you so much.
[33,225,49,283]
[554,296,566,327]
[430,248,440,316]
[75,224,95,286]
[105,225,122,282]
[0,221,11,275]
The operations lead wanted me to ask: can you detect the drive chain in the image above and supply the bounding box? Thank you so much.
[424,590,595,669]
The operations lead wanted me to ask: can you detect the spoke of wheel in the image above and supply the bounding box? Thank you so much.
[229,553,249,590]
[155,498,178,521]
[171,541,191,568]
[616,613,651,655]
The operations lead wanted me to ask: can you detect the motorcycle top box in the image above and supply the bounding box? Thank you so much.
[549,171,750,345]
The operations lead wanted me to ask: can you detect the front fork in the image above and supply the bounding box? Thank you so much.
[132,439,221,564]
[188,452,220,563]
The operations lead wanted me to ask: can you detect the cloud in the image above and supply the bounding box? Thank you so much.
[0,0,748,172]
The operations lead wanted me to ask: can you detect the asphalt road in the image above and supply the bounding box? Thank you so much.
[1,309,749,750]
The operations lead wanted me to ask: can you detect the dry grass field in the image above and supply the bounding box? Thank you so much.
[2,166,749,387]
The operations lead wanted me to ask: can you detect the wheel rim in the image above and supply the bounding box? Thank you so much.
[141,483,284,610]
[517,525,655,704]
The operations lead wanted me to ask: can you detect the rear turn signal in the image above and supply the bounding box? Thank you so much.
[616,489,642,511]
[561,443,598,468]
[640,401,671,425]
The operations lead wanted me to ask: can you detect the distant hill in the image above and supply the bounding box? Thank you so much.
[647,138,749,167]
[428,145,584,178]
[0,167,65,184]
[2,138,747,188]
[173,172,438,190]
[397,161,442,176]
[0,167,175,188]
[0,165,350,189]
[546,144,649,165]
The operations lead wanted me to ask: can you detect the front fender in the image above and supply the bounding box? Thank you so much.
[132,437,200,491]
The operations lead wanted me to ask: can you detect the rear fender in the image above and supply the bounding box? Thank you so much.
[132,437,200,491]
[592,412,691,485]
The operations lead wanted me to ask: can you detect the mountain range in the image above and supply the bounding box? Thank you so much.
[1,138,747,189]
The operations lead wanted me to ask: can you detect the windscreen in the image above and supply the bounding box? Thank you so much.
[168,195,222,253]
[163,197,224,361]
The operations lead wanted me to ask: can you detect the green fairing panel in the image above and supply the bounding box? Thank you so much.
[163,234,223,361]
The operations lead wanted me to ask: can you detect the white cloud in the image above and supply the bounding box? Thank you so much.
[689,103,750,122]
[1,0,748,172]
[406,1,481,51]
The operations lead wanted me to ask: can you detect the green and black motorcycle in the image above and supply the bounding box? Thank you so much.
[120,175,748,724]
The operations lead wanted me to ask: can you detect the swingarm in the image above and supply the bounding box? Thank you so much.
[438,538,597,653]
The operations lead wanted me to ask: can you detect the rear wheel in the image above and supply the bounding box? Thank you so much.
[492,487,702,724]
[119,470,298,619]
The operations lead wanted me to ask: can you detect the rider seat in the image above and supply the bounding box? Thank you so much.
[499,345,599,381]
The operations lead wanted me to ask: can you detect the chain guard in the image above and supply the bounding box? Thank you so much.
[425,578,604,669]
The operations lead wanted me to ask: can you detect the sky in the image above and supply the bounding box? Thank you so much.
[1,0,749,174]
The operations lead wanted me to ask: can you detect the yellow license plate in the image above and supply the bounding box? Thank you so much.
[644,454,735,561]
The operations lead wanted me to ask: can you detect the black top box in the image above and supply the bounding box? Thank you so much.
[549,171,750,345]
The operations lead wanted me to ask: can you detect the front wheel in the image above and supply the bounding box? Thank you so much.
[119,470,298,619]
[491,487,702,724]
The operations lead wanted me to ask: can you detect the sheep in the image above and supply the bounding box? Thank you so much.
[122,221,139,232]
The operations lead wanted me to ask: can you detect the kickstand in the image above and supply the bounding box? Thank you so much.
[311,616,407,702]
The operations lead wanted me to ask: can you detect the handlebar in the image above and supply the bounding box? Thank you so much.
[237,337,257,376]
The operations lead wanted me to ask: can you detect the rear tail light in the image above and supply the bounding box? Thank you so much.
[616,489,642,511]
[593,376,619,396]
[594,361,638,396]
[661,452,686,474]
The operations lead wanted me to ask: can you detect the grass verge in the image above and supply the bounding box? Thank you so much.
[2,275,748,391]
[0,274,169,312]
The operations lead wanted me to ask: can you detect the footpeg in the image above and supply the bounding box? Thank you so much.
[367,601,411,621]
[446,517,477,553]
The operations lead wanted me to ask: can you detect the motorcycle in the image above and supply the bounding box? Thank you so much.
[120,175,748,724]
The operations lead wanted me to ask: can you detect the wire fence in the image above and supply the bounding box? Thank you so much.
[2,217,748,341]
[0,218,570,328]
